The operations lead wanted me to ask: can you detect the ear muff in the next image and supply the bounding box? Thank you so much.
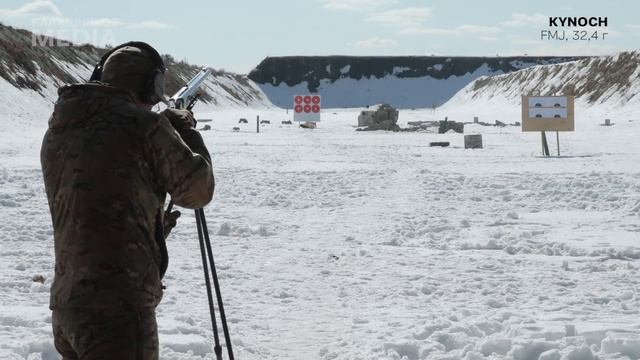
[90,41,166,105]
[141,68,167,105]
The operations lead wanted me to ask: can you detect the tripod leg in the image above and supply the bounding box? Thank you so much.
[197,208,235,360]
[195,209,223,360]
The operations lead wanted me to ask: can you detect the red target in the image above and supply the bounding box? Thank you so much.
[293,94,321,122]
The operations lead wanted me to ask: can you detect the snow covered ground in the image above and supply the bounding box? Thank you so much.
[1,103,640,359]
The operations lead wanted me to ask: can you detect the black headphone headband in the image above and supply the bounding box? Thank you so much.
[89,41,165,82]
[89,41,167,105]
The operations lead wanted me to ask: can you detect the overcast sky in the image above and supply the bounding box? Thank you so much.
[0,0,638,74]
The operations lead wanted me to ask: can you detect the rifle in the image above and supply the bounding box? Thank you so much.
[166,67,234,360]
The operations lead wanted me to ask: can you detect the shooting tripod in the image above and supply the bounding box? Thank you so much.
[167,202,234,360]
[165,67,233,359]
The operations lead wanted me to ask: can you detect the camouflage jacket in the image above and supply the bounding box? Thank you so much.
[41,83,214,310]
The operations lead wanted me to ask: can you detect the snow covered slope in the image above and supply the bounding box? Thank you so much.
[0,23,273,113]
[196,71,273,110]
[249,56,582,108]
[2,107,640,359]
[439,51,640,124]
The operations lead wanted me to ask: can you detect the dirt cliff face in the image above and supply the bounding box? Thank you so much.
[248,56,584,108]
[0,23,101,93]
[0,22,214,102]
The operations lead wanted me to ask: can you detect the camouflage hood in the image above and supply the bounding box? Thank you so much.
[49,82,136,129]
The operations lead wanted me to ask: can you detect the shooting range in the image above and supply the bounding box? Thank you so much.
[521,95,575,156]
[4,6,640,358]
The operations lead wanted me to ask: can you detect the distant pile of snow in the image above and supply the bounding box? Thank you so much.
[260,64,501,109]
[251,56,579,108]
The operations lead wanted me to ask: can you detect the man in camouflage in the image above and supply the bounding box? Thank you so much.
[41,42,214,359]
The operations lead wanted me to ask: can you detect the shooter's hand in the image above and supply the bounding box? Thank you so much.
[163,210,181,238]
[162,108,196,132]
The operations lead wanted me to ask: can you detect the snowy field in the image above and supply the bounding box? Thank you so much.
[1,105,640,359]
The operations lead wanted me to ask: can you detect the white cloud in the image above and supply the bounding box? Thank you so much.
[321,0,398,12]
[456,25,501,34]
[366,7,432,28]
[502,13,547,27]
[30,16,171,29]
[30,15,71,27]
[398,27,457,36]
[504,42,620,57]
[0,0,62,18]
[623,24,640,36]
[479,36,498,42]
[84,18,125,28]
[353,37,396,48]
[0,1,174,30]
[398,24,501,37]
[367,7,501,38]
[507,35,542,45]
[127,21,175,30]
